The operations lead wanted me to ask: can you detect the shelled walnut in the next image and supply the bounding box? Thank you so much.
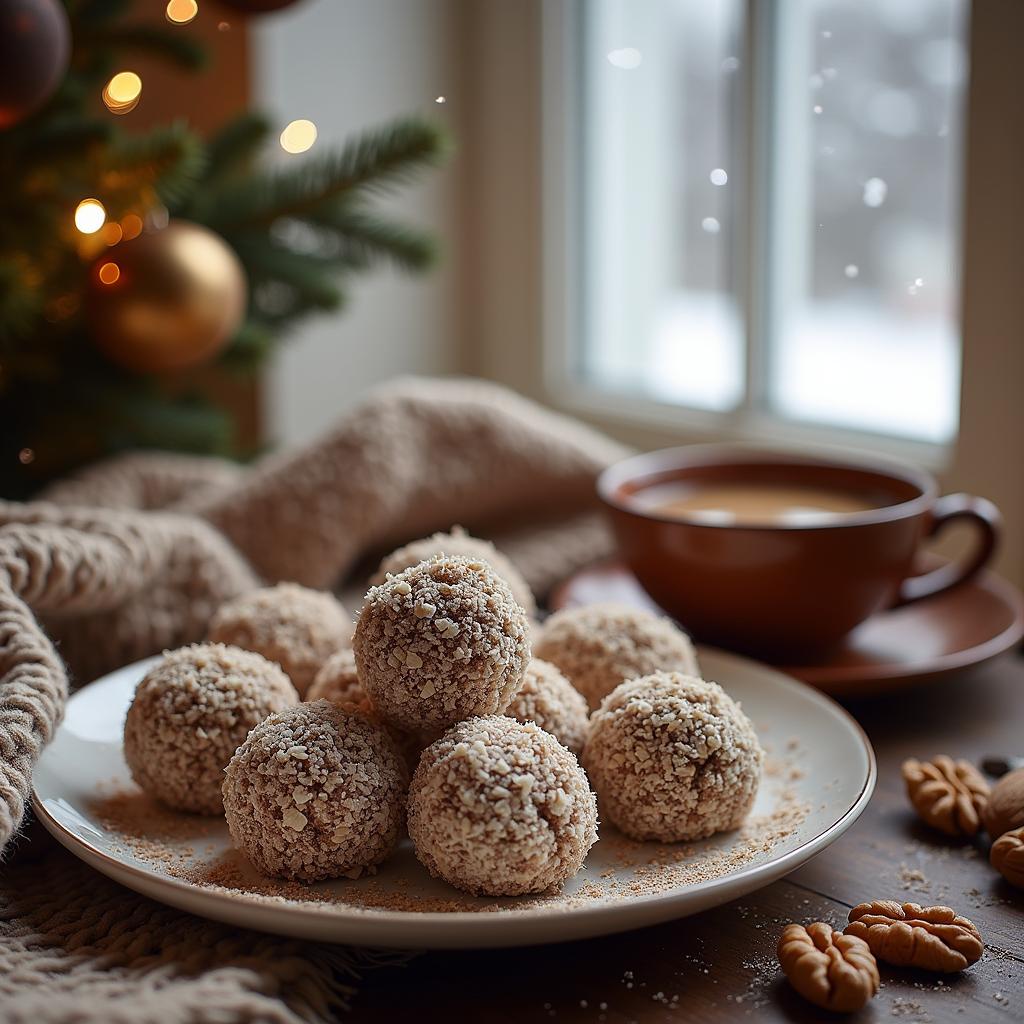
[845,901,983,972]
[990,826,1024,889]
[983,767,1024,839]
[901,755,990,837]
[778,922,879,1013]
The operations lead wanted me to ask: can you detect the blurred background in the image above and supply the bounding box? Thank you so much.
[2,0,1022,584]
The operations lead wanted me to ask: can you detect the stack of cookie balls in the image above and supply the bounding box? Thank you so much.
[121,525,763,897]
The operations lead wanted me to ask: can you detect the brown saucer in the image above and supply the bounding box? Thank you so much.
[548,558,1024,697]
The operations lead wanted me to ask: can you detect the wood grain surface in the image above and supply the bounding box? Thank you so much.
[353,655,1024,1022]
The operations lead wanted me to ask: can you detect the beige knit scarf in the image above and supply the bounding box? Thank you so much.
[0,377,627,1022]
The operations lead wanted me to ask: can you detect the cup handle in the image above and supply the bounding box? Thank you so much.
[896,493,1001,605]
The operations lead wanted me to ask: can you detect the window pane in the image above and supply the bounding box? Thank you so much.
[578,0,745,412]
[768,0,968,443]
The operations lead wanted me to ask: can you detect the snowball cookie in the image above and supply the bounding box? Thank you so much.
[372,525,537,617]
[535,603,699,711]
[505,658,589,755]
[208,582,351,697]
[307,647,363,705]
[408,716,598,896]
[223,700,406,882]
[353,555,531,733]
[306,647,427,769]
[123,643,298,814]
[584,672,762,842]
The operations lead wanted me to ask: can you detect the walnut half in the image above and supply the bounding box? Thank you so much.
[901,755,990,837]
[845,901,983,972]
[990,826,1024,889]
[778,922,879,1013]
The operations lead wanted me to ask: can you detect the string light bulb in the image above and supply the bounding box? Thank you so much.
[280,119,317,154]
[102,71,142,114]
[97,262,121,285]
[75,199,106,234]
[121,213,144,240]
[166,0,199,24]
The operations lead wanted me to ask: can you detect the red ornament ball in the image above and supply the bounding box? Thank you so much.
[0,0,70,128]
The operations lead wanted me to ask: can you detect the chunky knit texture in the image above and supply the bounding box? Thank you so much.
[0,503,256,848]
[0,377,627,1022]
[0,826,409,1024]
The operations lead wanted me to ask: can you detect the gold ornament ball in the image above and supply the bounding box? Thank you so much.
[87,221,247,375]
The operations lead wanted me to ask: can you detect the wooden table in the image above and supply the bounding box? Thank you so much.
[354,655,1024,1023]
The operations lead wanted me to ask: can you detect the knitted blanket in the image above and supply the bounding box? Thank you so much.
[0,377,627,1022]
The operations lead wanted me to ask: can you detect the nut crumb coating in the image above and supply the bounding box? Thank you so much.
[353,555,531,733]
[124,643,298,814]
[372,525,537,617]
[223,700,407,882]
[535,603,698,711]
[308,647,363,705]
[505,657,589,755]
[408,716,598,896]
[583,671,762,842]
[209,582,351,697]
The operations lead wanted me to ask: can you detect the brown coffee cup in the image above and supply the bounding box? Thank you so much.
[598,445,1001,660]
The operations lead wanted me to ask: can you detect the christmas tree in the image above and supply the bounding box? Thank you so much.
[0,0,448,498]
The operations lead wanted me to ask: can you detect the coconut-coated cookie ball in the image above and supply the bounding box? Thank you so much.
[307,648,363,705]
[208,582,351,697]
[408,716,598,896]
[506,658,589,755]
[306,647,428,769]
[353,555,531,733]
[372,525,537,617]
[583,671,762,842]
[124,643,298,814]
[534,603,698,711]
[223,700,406,882]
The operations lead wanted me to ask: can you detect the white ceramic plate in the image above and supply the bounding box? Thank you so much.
[32,648,874,949]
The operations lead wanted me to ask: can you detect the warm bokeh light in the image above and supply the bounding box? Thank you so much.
[280,119,318,154]
[121,213,144,240]
[102,222,123,245]
[18,448,35,465]
[74,199,106,234]
[165,0,198,24]
[102,71,142,115]
[98,262,121,285]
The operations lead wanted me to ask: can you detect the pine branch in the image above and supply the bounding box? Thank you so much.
[22,116,112,164]
[234,237,345,311]
[104,124,206,206]
[68,0,133,28]
[207,117,448,232]
[105,388,234,454]
[203,113,273,184]
[311,207,437,272]
[0,262,41,342]
[220,319,275,372]
[79,26,207,71]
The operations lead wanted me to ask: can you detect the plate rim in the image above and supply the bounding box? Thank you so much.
[31,648,876,942]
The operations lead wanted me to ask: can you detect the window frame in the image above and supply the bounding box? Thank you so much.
[465,0,1024,587]
[540,0,963,470]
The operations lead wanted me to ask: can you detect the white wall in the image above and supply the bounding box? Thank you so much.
[254,0,463,446]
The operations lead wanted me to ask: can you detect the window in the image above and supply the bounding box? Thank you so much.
[562,0,969,447]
